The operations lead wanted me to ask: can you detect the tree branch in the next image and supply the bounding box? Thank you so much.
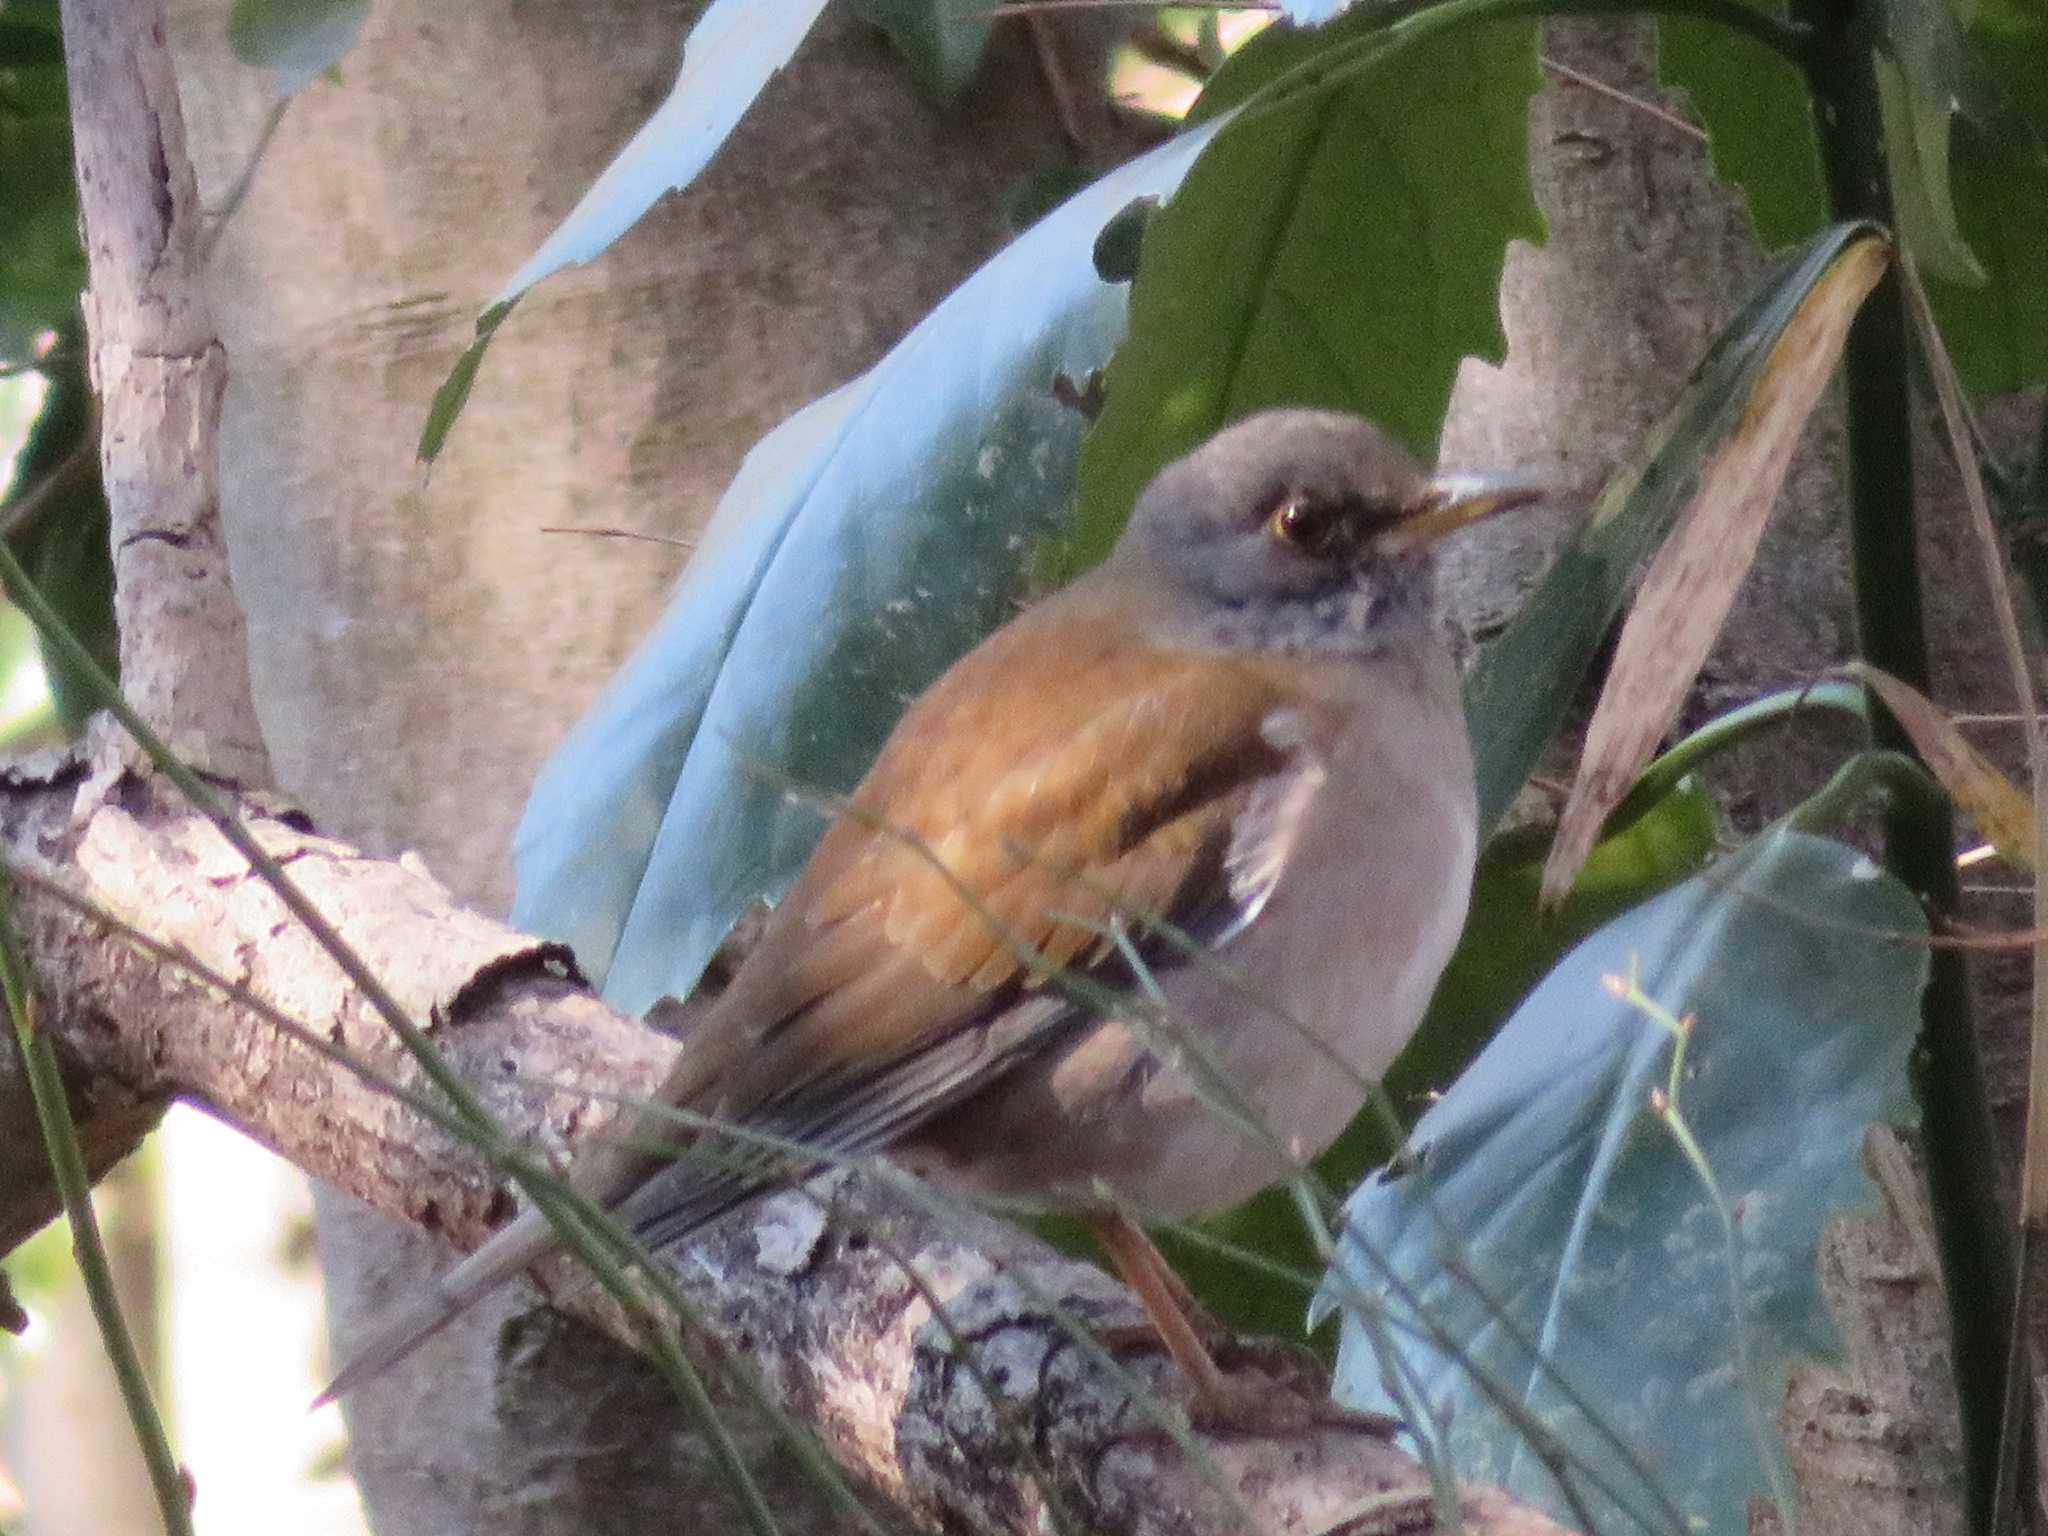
[0,762,1572,1536]
[60,0,268,783]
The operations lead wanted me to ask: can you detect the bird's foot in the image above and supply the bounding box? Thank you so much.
[1092,1322,1402,1439]
[1187,1369,1400,1438]
[1188,1339,1403,1438]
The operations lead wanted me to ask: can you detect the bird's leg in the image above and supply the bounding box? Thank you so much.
[1089,1210,1227,1396]
[1087,1210,1401,1438]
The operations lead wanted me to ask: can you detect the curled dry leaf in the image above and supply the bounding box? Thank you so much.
[1847,661,2035,868]
[1539,235,1892,908]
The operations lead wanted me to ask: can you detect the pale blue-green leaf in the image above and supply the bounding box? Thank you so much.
[510,123,1221,1013]
[227,0,367,95]
[495,0,833,305]
[1319,831,1929,1536]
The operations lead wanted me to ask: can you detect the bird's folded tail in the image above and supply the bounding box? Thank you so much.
[313,1205,558,1406]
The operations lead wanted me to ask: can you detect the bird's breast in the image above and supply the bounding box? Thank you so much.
[1130,643,1478,1209]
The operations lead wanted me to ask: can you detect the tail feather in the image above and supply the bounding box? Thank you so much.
[315,1015,744,1406]
[314,1206,557,1405]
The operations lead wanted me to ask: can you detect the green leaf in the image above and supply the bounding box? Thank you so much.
[227,0,368,95]
[1142,778,1717,1344]
[0,20,64,67]
[1874,49,1989,284]
[0,49,84,366]
[1464,222,1885,834]
[852,0,992,98]
[2,345,114,728]
[417,301,512,463]
[1324,829,1929,1536]
[1658,14,1827,251]
[1059,18,1544,575]
[1922,23,2048,391]
[1184,14,1351,125]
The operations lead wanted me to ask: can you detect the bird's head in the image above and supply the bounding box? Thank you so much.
[1112,409,1540,655]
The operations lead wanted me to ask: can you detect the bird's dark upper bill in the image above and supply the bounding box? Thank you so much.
[1374,477,1545,555]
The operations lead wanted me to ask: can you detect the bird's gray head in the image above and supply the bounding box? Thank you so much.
[1110,409,1535,657]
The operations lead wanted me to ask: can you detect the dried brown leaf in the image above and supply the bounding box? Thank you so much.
[1539,235,1892,908]
[1847,662,2035,869]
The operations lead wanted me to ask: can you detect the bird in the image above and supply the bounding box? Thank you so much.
[323,408,1538,1423]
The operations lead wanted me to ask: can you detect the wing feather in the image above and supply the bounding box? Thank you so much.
[701,603,1315,1115]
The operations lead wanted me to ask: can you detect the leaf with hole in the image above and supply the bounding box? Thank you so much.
[1059,17,1543,576]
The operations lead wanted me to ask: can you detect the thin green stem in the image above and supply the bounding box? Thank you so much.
[0,875,192,1536]
[1611,963,1800,1536]
[1605,681,1870,836]
[1790,2,2020,1529]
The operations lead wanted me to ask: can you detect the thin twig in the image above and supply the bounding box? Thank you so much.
[537,525,697,550]
[198,95,290,266]
[1539,54,1707,143]
[1609,963,1799,1536]
[970,0,1277,16]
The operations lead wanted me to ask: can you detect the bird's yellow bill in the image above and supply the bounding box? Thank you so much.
[1376,476,1545,554]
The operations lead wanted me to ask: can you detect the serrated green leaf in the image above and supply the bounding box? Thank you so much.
[852,0,992,99]
[1658,13,1827,251]
[227,0,367,95]
[1062,19,1544,576]
[1325,829,1929,1536]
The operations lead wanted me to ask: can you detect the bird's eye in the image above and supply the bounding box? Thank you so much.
[1267,495,1346,557]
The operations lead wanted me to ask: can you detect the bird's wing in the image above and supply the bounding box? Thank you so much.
[627,609,1335,1230]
